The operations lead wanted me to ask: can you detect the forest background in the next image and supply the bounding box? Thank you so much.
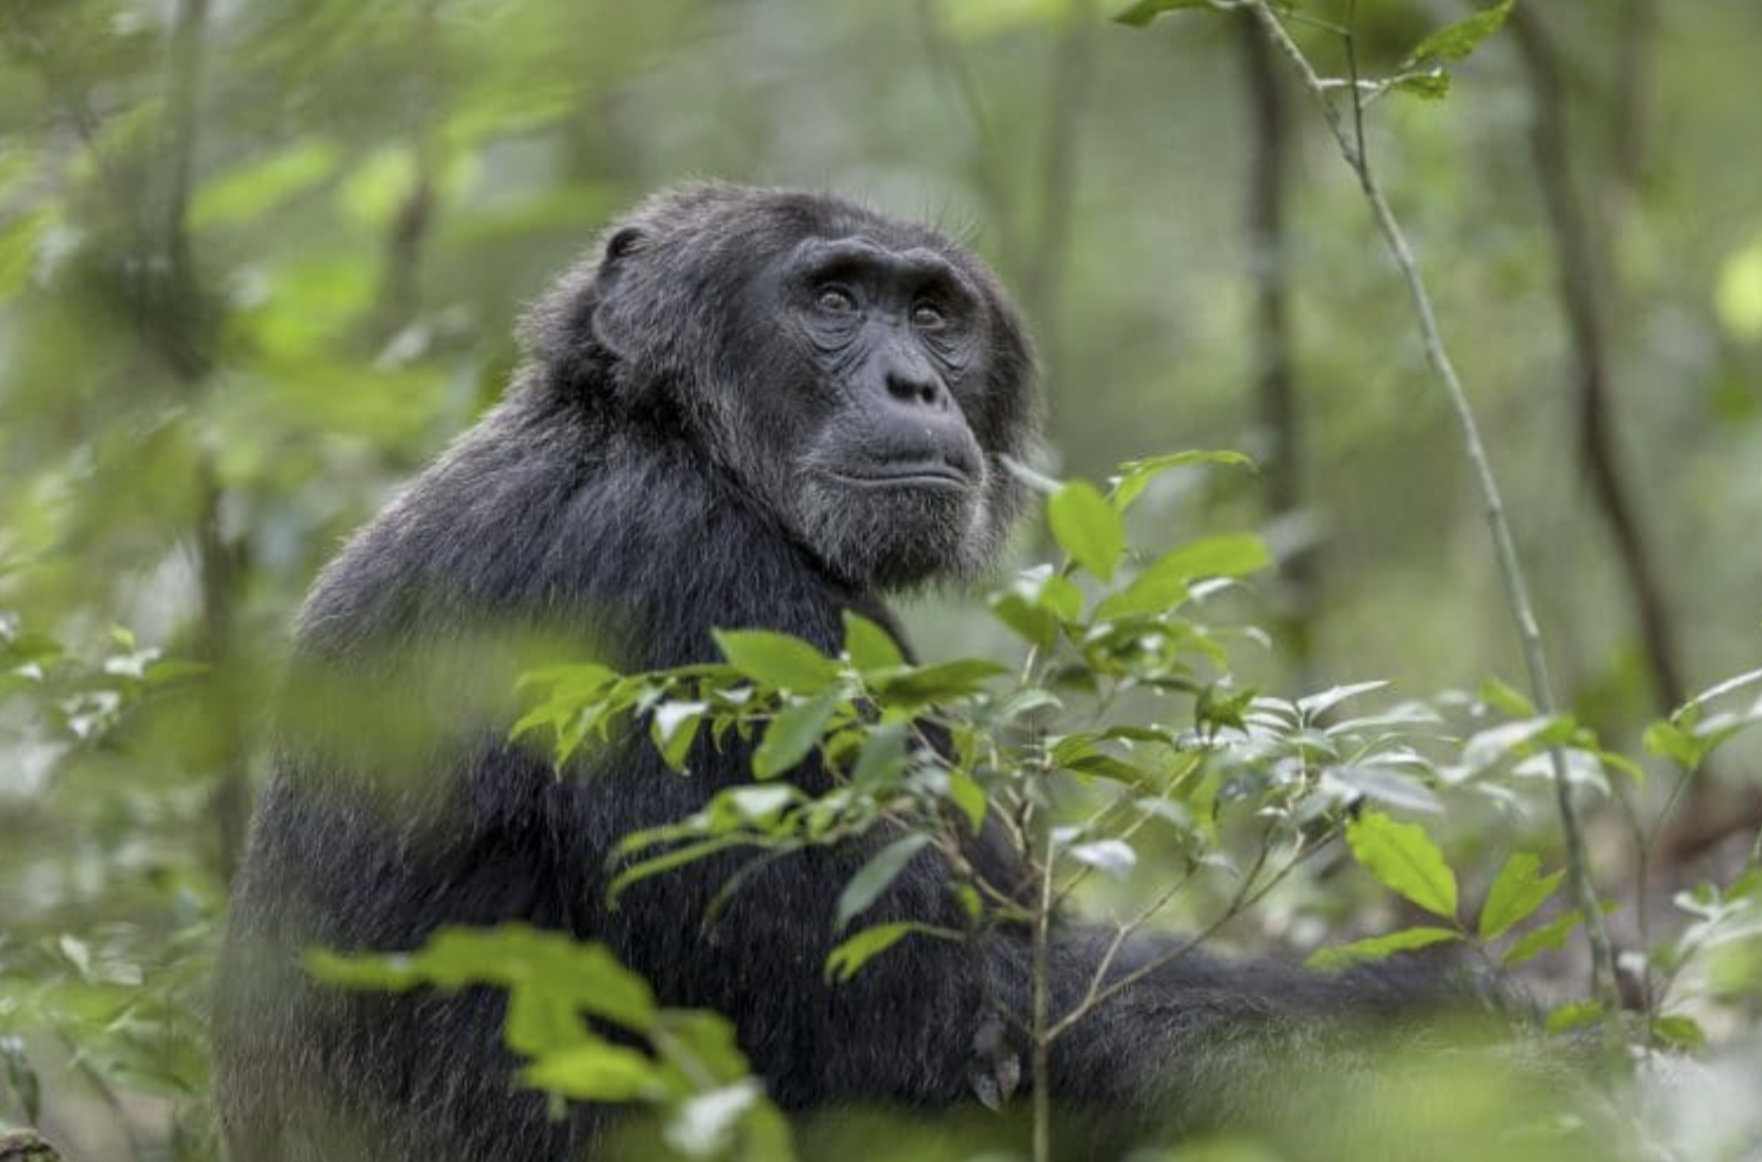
[2,1,1761,1159]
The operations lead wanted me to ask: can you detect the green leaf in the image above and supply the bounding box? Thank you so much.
[751,692,841,779]
[990,590,1059,650]
[1305,926,1461,971]
[945,769,988,834]
[651,701,706,772]
[1478,853,1565,940]
[842,612,905,675]
[306,924,659,1033]
[1113,0,1216,29]
[1393,70,1452,101]
[1345,811,1459,921]
[1146,532,1270,582]
[992,566,1087,646]
[825,922,920,983]
[1094,534,1270,621]
[714,629,840,694]
[1041,575,1085,622]
[1503,908,1584,965]
[835,834,933,931]
[871,659,1008,705]
[851,726,909,788]
[1477,676,1536,717]
[1047,481,1125,582]
[1650,1014,1707,1051]
[522,1040,661,1101]
[1643,720,1706,769]
[1410,0,1516,64]
[1297,680,1390,721]
[1544,1000,1604,1036]
[1110,449,1253,510]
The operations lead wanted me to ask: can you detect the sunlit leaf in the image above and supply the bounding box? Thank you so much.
[842,611,905,675]
[1503,908,1585,965]
[1650,1014,1707,1051]
[751,692,840,779]
[1544,1000,1604,1036]
[1478,853,1565,940]
[1305,926,1461,971]
[522,1040,661,1101]
[1345,811,1458,921]
[1394,70,1452,101]
[1409,0,1516,64]
[871,658,1008,705]
[1095,534,1269,621]
[307,924,658,1033]
[825,923,919,983]
[1110,449,1252,510]
[714,630,840,694]
[1048,481,1124,581]
[945,768,988,834]
[1477,677,1536,718]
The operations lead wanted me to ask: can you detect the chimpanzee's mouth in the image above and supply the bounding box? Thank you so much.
[827,463,970,492]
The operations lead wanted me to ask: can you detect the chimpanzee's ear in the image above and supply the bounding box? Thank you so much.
[588,226,647,361]
[603,226,645,265]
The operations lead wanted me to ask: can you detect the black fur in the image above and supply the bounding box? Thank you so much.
[214,185,1477,1162]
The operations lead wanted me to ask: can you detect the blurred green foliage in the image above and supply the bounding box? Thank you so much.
[2,0,1761,1158]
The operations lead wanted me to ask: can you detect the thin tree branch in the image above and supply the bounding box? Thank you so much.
[1030,834,1055,1162]
[1241,0,1622,1023]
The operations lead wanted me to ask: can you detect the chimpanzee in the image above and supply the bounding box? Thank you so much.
[214,184,1483,1162]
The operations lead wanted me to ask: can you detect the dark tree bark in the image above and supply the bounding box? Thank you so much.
[1508,6,1762,866]
[1238,12,1314,677]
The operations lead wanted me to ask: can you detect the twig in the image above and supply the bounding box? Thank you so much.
[1048,832,1316,1038]
[1030,834,1055,1162]
[1241,0,1623,1023]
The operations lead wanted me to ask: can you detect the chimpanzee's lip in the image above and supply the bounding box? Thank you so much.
[827,464,970,492]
